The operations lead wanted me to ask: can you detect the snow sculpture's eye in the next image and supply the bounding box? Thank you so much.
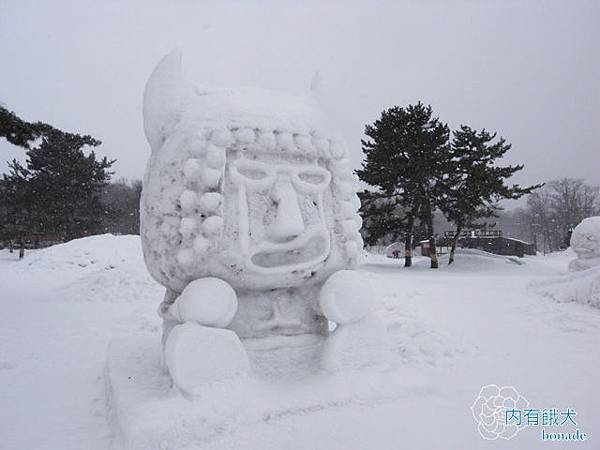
[238,166,269,181]
[230,160,276,190]
[293,167,331,193]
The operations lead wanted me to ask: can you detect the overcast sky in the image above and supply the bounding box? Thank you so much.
[1,0,598,196]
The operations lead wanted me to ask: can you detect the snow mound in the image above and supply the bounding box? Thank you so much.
[416,248,526,271]
[19,234,142,274]
[16,234,162,303]
[529,265,600,309]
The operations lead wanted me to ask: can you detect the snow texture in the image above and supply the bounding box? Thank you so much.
[1,237,599,449]
[530,265,600,309]
[321,313,390,372]
[569,216,600,272]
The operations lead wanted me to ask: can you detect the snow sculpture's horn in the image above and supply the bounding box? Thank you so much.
[143,50,190,151]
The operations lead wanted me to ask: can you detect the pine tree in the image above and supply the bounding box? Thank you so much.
[357,103,450,268]
[441,125,542,264]
[1,106,115,252]
[0,105,57,149]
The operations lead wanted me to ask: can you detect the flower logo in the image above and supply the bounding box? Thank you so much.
[471,384,529,440]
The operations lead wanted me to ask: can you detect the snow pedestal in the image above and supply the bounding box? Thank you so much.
[107,330,395,450]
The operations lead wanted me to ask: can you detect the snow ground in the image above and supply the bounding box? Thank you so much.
[0,235,598,449]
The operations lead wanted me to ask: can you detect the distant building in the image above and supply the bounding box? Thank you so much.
[421,229,536,258]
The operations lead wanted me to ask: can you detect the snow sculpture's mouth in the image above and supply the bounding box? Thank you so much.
[248,229,330,273]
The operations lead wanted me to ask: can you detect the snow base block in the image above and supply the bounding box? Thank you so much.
[106,333,413,450]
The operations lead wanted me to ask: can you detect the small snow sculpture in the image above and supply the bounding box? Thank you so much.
[569,216,600,272]
[141,51,382,394]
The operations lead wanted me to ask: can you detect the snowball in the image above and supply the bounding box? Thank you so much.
[179,190,197,213]
[189,132,207,156]
[198,192,222,213]
[257,130,276,148]
[201,168,222,188]
[319,270,374,324]
[234,127,256,144]
[170,277,238,327]
[321,313,389,372]
[183,159,202,182]
[276,131,294,149]
[202,216,224,236]
[205,144,226,169]
[210,127,233,147]
[294,134,313,152]
[164,322,250,395]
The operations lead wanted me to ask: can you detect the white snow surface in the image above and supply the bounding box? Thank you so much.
[0,235,599,449]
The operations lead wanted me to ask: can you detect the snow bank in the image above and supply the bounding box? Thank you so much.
[16,234,162,304]
[530,265,600,309]
[414,248,527,272]
[18,234,142,274]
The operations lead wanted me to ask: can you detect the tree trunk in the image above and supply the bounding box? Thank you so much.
[9,240,13,253]
[448,226,462,265]
[424,208,438,269]
[404,214,415,267]
[18,239,25,259]
[429,235,439,269]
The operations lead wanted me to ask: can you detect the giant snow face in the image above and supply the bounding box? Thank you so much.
[571,217,600,258]
[228,153,332,274]
[140,52,363,293]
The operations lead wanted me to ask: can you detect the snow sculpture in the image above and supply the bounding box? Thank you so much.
[141,51,382,394]
[569,217,600,272]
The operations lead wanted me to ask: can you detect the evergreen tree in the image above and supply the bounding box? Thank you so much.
[357,102,450,268]
[358,190,406,247]
[98,178,143,235]
[1,106,114,253]
[0,105,58,149]
[441,125,541,264]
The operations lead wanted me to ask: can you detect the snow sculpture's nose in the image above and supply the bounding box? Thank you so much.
[270,175,305,241]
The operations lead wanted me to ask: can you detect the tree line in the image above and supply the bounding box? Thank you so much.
[513,178,600,253]
[2,102,596,262]
[0,105,142,257]
[357,102,542,268]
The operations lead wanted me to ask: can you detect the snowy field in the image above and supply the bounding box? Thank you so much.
[0,234,598,449]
